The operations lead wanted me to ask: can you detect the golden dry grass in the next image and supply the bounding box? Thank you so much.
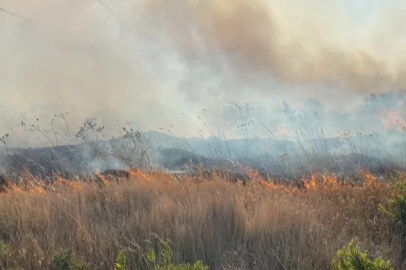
[0,170,402,270]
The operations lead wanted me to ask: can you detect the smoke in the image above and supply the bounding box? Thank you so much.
[1,0,406,145]
[140,0,406,94]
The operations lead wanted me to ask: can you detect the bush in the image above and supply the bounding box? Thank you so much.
[331,240,392,270]
[111,236,208,270]
[379,180,406,233]
[49,249,91,270]
[0,239,12,269]
[114,249,127,270]
[146,236,208,270]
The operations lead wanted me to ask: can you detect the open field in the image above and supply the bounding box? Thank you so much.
[0,168,403,270]
[3,1,406,269]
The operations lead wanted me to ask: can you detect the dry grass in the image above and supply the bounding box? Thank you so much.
[0,170,403,270]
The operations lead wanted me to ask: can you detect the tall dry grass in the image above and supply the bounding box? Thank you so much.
[0,171,402,270]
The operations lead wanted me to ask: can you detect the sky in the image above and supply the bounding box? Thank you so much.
[1,0,406,145]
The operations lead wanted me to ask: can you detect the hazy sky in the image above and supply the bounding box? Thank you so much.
[1,0,406,144]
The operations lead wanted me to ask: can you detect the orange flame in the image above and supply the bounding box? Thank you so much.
[0,166,390,196]
[94,170,110,186]
[4,182,22,194]
[360,169,377,186]
[126,168,155,183]
[384,110,406,132]
[27,181,46,194]
[245,167,296,193]
[301,174,317,191]
[322,175,342,190]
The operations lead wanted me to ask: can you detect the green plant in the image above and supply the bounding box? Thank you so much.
[378,178,406,262]
[114,249,127,270]
[331,240,392,270]
[0,239,11,258]
[146,236,208,270]
[0,239,12,269]
[49,249,91,270]
[379,180,406,232]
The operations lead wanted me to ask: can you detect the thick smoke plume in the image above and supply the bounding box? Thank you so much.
[1,0,406,145]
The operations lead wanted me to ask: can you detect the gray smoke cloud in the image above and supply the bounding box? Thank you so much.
[1,0,406,146]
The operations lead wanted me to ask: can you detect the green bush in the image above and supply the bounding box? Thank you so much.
[146,236,208,270]
[49,249,91,270]
[111,236,208,270]
[332,240,392,270]
[114,249,127,270]
[0,239,12,269]
[379,180,406,233]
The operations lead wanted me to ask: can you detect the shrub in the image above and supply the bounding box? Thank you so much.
[331,240,392,270]
[0,239,12,269]
[114,249,127,270]
[49,249,91,270]
[146,236,208,270]
[378,180,406,233]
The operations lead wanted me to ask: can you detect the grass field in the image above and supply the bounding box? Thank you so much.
[0,168,403,269]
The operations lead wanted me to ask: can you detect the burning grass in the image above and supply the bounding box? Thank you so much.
[0,169,403,269]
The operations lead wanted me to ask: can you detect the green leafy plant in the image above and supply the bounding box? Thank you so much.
[146,236,208,270]
[332,240,392,270]
[114,249,127,270]
[378,178,406,262]
[49,249,91,270]
[0,239,12,269]
[379,180,406,232]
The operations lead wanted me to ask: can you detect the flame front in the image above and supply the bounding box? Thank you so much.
[0,167,390,196]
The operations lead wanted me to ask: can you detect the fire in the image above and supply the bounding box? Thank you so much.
[125,168,176,184]
[322,175,343,190]
[55,175,83,191]
[67,181,83,191]
[301,174,317,191]
[126,168,155,182]
[246,169,345,194]
[245,167,296,193]
[27,181,46,194]
[383,109,406,132]
[359,169,377,187]
[4,181,22,194]
[94,170,110,186]
[0,166,391,196]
